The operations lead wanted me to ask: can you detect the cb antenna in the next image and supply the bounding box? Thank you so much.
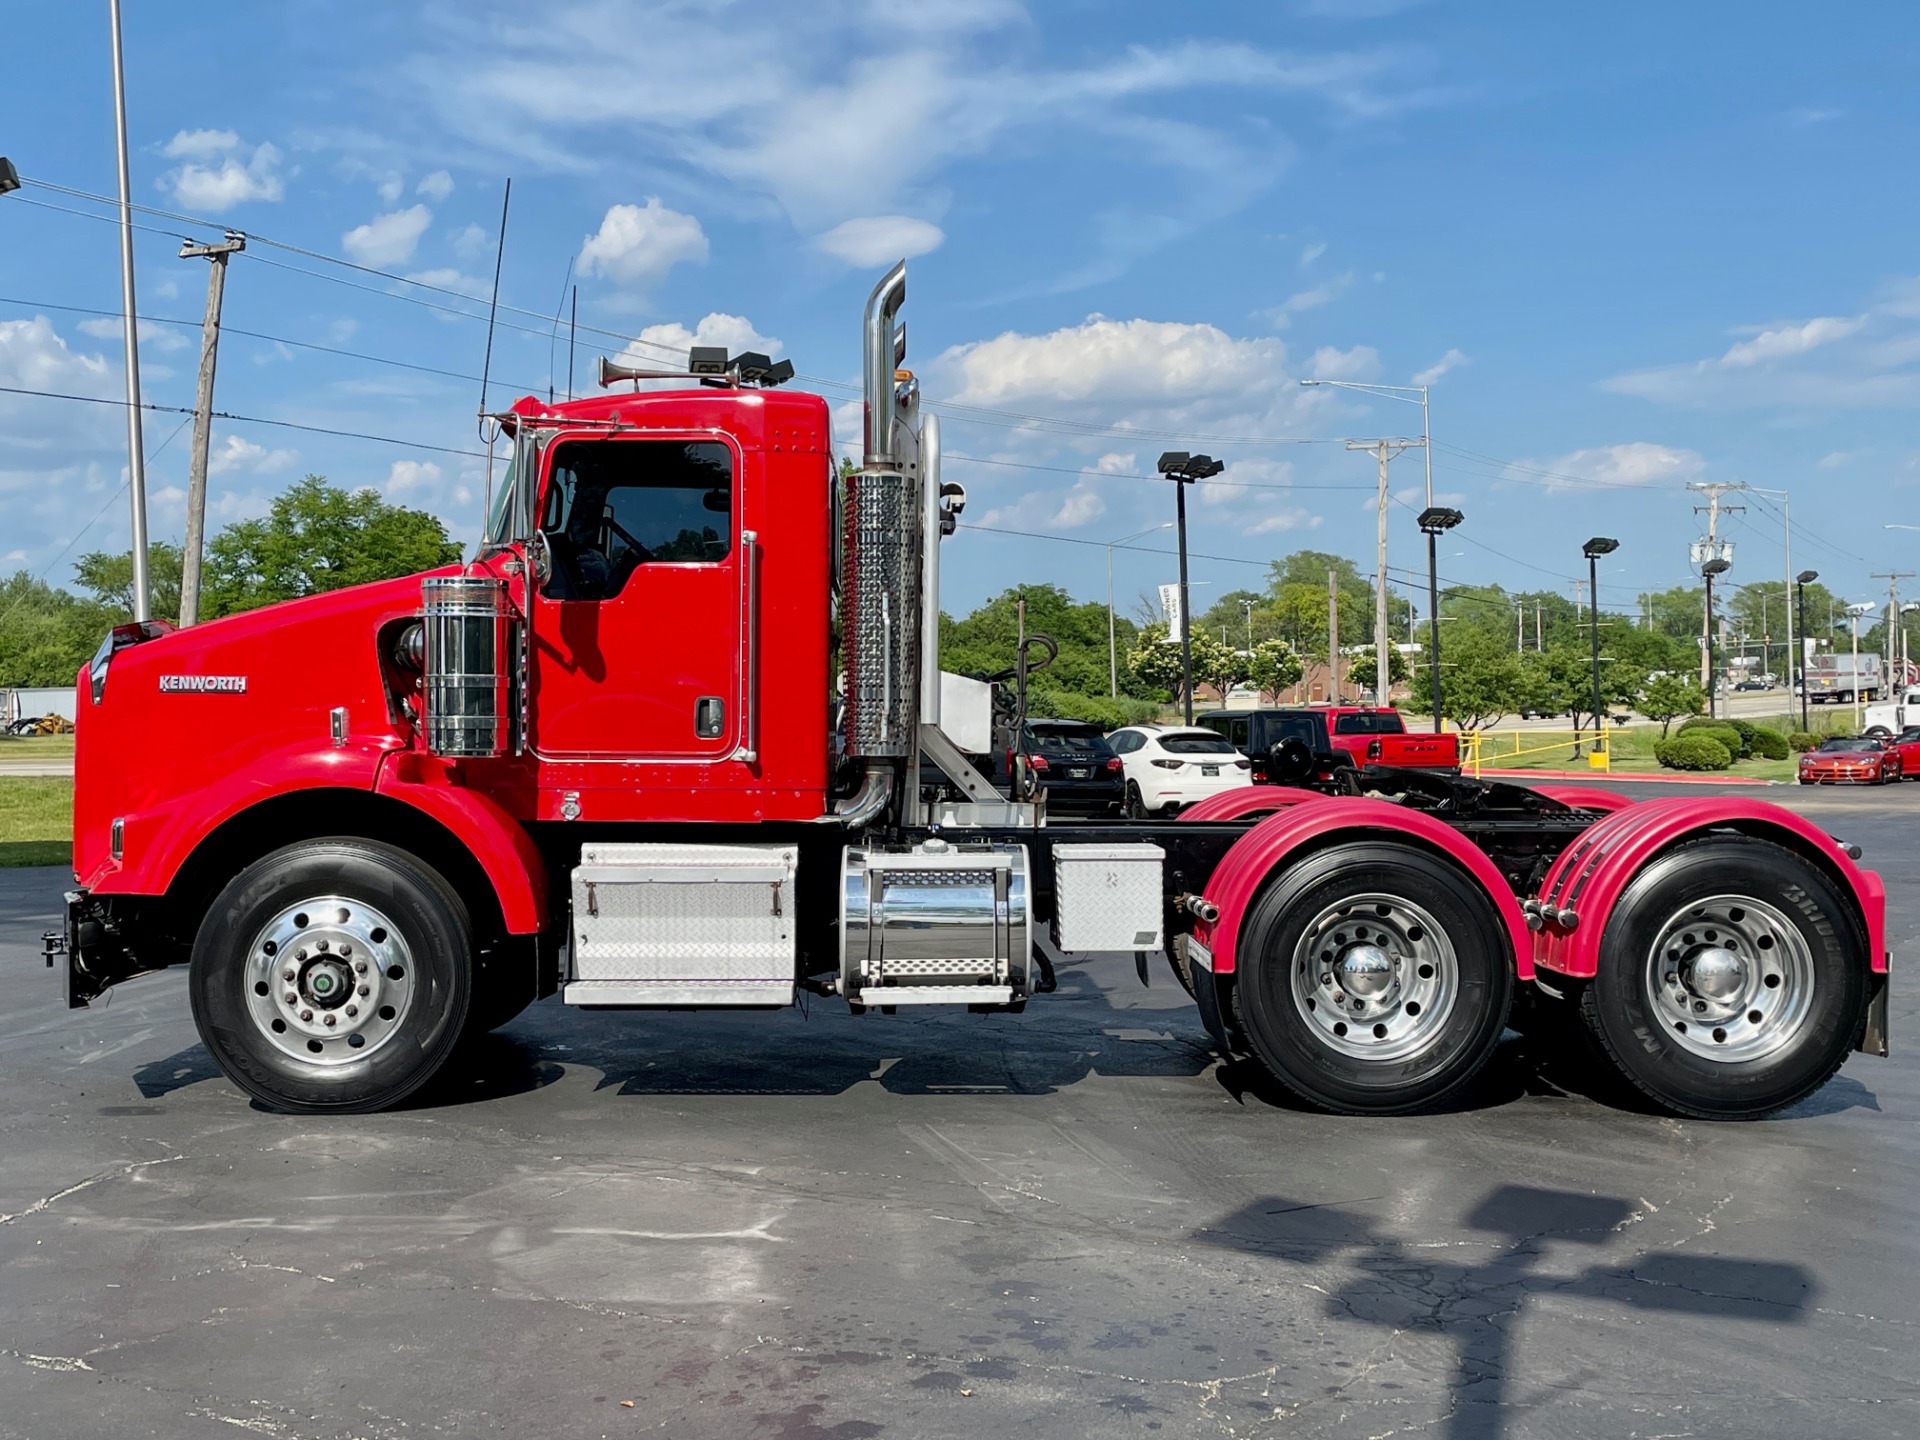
[477,177,511,548]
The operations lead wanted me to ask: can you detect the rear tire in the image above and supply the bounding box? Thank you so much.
[1577,836,1868,1120]
[1233,842,1514,1115]
[189,839,472,1113]
[1126,781,1148,819]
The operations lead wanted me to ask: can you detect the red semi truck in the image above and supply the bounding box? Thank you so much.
[51,265,1888,1120]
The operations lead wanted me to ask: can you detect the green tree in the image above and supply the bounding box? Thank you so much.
[1639,672,1707,736]
[201,476,463,617]
[941,584,1151,701]
[0,572,117,687]
[1346,645,1409,695]
[1247,637,1304,701]
[73,543,184,623]
[1126,623,1183,700]
[1190,630,1244,698]
[1407,625,1527,730]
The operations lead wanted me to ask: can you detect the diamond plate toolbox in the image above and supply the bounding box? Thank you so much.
[1051,842,1165,952]
[568,842,797,1003]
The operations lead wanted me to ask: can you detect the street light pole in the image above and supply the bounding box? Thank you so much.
[109,0,152,621]
[1796,570,1817,732]
[1847,603,1874,732]
[1583,538,1620,754]
[1157,453,1224,724]
[1302,378,1434,508]
[1105,523,1170,697]
[1419,507,1463,735]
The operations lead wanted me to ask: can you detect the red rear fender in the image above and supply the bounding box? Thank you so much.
[1532,798,1887,978]
[1178,787,1324,823]
[1190,797,1534,980]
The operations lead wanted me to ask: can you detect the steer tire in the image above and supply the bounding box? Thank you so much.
[1577,836,1868,1121]
[190,838,473,1114]
[1234,841,1514,1115]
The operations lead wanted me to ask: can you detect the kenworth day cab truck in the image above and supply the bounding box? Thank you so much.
[52,265,1888,1119]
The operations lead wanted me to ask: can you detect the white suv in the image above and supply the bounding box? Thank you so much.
[1107,725,1252,817]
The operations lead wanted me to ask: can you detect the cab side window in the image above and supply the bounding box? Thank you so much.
[539,439,732,601]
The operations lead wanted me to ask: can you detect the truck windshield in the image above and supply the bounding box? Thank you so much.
[480,429,527,551]
[1333,712,1407,735]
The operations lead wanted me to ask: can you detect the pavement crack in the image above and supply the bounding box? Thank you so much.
[0,1150,182,1225]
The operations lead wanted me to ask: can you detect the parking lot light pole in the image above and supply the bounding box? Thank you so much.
[1583,538,1619,754]
[1796,569,1818,732]
[1105,522,1171,697]
[1419,507,1464,734]
[1701,557,1731,720]
[1158,452,1224,723]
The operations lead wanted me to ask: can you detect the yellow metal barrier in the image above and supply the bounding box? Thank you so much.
[1463,728,1609,779]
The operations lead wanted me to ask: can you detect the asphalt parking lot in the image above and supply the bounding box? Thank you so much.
[2,778,1916,1439]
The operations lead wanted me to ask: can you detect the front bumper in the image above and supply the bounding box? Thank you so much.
[59,888,159,1008]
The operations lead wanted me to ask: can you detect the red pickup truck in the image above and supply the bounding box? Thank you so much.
[1322,707,1460,770]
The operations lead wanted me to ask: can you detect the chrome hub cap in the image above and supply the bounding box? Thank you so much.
[244,896,415,1065]
[1644,895,1814,1061]
[1291,893,1459,1061]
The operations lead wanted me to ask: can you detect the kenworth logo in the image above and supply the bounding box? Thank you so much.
[159,674,248,694]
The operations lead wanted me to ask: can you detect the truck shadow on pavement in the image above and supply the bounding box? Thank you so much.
[1195,1184,1817,1439]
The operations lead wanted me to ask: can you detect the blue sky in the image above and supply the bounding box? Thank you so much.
[3,1,1918,623]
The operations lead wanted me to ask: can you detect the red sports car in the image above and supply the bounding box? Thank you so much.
[1888,727,1920,779]
[1798,735,1903,785]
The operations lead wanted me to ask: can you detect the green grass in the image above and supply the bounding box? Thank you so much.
[0,733,76,758]
[0,777,73,868]
[1471,724,1798,783]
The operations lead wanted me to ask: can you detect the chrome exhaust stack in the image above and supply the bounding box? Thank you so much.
[836,262,920,824]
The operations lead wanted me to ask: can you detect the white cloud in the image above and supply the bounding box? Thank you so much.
[342,204,433,266]
[1308,344,1380,381]
[385,459,444,497]
[618,313,783,370]
[1411,347,1469,385]
[377,176,404,203]
[0,316,112,394]
[450,223,490,258]
[1269,272,1353,324]
[936,316,1289,407]
[577,200,709,289]
[1250,507,1321,534]
[416,169,455,202]
[1719,316,1862,368]
[1501,442,1705,495]
[77,315,189,353]
[816,215,945,265]
[1787,106,1842,126]
[160,130,285,210]
[206,433,297,476]
[1299,242,1328,268]
[405,267,492,300]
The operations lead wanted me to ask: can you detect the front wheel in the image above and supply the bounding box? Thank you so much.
[1125,781,1149,819]
[1232,842,1514,1115]
[189,839,473,1113]
[1577,836,1868,1120]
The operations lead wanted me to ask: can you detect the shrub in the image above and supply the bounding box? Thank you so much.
[1789,731,1821,752]
[1678,715,1750,757]
[1749,728,1791,761]
[1655,732,1732,771]
[1027,690,1158,730]
[1724,717,1761,754]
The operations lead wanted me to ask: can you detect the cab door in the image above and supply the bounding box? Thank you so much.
[528,433,740,761]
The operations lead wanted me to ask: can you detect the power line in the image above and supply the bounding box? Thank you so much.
[0,383,490,460]
[942,451,1372,492]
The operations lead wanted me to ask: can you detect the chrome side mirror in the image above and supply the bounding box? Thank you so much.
[528,530,553,589]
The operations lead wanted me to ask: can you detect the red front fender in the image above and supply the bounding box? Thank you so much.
[374,759,548,934]
[1532,797,1888,979]
[1191,797,1535,980]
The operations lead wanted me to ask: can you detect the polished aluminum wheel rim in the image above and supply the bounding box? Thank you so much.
[243,895,415,1066]
[1290,893,1459,1061]
[1644,894,1814,1062]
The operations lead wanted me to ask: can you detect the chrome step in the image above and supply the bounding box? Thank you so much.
[854,985,1014,1007]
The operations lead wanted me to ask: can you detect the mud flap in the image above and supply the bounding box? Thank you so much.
[1186,937,1233,1051]
[1857,968,1889,1058]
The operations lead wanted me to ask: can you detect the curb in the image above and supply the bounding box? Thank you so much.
[1474,767,1782,786]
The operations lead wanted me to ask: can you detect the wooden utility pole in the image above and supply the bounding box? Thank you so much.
[177,233,246,627]
[1345,437,1417,708]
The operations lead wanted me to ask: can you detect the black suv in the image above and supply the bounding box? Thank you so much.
[1002,719,1126,814]
[1196,709,1353,787]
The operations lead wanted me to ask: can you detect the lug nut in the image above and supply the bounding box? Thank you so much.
[338,943,351,957]
[284,991,297,1004]
[300,1009,313,1022]
[295,949,308,961]
[323,1013,337,1027]
[345,1005,358,1018]
[282,968,296,983]
[354,961,367,975]
[316,940,329,952]
[357,984,370,997]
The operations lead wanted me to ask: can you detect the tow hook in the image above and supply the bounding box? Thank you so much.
[42,929,65,968]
